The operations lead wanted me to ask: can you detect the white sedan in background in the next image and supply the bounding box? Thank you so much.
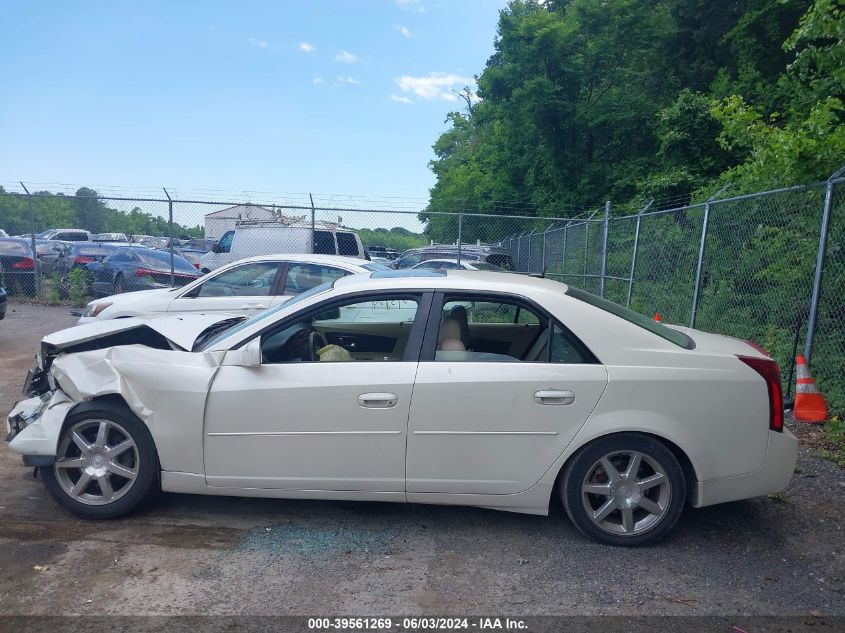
[78,254,388,322]
[412,258,504,271]
[7,271,796,546]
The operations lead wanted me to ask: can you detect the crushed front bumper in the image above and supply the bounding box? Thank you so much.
[6,390,73,462]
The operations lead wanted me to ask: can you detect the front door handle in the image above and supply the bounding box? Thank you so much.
[358,393,398,409]
[534,390,575,406]
[240,303,268,310]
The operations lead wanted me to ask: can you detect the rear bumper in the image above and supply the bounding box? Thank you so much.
[693,428,798,507]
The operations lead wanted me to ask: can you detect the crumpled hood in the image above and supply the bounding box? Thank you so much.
[43,313,240,352]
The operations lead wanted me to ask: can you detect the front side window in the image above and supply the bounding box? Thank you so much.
[434,295,590,363]
[196,262,281,297]
[261,295,420,364]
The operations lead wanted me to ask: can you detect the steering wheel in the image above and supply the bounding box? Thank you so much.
[308,331,328,361]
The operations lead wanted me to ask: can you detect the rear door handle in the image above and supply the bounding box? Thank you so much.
[534,390,575,406]
[358,393,398,409]
[240,303,267,310]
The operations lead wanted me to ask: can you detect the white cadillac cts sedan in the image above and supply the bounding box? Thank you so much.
[7,270,797,546]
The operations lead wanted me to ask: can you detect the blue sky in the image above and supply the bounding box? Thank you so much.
[0,0,507,205]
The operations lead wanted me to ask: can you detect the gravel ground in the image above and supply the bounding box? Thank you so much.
[0,301,843,617]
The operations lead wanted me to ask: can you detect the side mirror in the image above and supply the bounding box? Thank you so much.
[212,243,223,253]
[239,338,262,367]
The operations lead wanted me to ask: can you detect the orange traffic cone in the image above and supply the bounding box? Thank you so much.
[793,356,828,423]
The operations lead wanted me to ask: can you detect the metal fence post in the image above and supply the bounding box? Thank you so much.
[163,188,175,287]
[583,223,589,278]
[599,200,610,297]
[309,193,316,254]
[690,184,730,328]
[541,226,547,274]
[626,199,653,307]
[19,182,40,297]
[804,165,845,362]
[456,212,463,265]
[561,225,568,275]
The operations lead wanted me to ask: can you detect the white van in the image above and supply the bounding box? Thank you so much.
[199,221,366,272]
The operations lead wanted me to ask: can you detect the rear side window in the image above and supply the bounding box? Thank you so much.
[314,230,335,255]
[336,232,359,256]
[565,286,695,349]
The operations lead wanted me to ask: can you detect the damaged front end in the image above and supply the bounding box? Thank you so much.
[6,313,240,464]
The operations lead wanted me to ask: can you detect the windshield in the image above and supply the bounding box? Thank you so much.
[194,281,334,351]
[566,286,695,349]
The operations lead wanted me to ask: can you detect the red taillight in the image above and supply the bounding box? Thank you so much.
[737,355,784,432]
[744,339,771,358]
[74,256,95,265]
[193,262,200,269]
[12,257,35,269]
[135,267,163,277]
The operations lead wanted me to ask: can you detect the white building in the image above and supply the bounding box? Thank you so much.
[203,205,276,239]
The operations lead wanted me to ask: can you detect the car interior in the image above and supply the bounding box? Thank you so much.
[259,293,591,365]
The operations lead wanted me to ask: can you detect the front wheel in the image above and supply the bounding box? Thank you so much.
[41,403,159,519]
[561,433,686,546]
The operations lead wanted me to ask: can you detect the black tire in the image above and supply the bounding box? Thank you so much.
[561,433,686,546]
[113,274,126,295]
[41,401,160,519]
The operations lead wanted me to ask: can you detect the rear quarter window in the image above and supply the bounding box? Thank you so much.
[565,286,695,349]
[336,232,360,256]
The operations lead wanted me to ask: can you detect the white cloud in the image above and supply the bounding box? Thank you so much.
[335,50,359,63]
[396,0,425,12]
[313,77,325,84]
[390,94,413,104]
[337,76,362,85]
[299,42,316,53]
[394,72,473,101]
[394,25,412,38]
[247,37,268,48]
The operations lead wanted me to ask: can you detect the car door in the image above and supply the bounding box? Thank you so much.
[167,261,285,316]
[405,292,608,496]
[202,290,431,492]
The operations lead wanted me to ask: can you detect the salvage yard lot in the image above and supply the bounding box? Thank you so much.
[0,302,843,615]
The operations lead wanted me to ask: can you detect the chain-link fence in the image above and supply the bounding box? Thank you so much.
[1,171,843,414]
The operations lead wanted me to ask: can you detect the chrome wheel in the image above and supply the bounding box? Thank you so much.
[581,450,671,536]
[54,419,139,506]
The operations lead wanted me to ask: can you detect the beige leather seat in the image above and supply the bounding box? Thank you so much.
[438,318,466,352]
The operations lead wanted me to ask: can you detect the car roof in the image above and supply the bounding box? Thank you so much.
[221,253,372,269]
[335,269,569,294]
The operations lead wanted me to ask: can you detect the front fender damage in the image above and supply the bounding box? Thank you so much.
[8,345,222,473]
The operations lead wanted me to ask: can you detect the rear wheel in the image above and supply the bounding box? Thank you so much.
[41,403,159,519]
[561,433,685,546]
